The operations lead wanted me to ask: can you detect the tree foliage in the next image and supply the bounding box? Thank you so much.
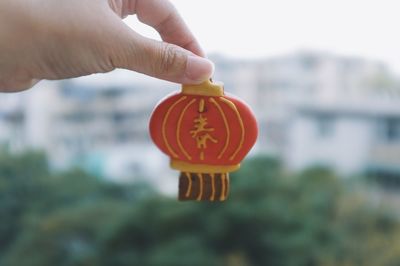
[0,152,400,266]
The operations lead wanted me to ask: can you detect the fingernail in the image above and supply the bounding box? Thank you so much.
[185,56,215,84]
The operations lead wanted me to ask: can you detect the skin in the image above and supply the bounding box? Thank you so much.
[0,0,214,92]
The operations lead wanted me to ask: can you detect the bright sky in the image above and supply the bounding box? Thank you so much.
[125,0,400,74]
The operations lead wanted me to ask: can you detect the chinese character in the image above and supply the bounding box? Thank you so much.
[190,114,218,149]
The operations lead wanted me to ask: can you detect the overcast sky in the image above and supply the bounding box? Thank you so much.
[124,0,400,74]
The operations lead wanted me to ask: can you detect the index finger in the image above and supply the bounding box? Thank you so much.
[128,0,205,57]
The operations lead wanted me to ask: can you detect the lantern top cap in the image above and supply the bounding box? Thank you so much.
[182,79,224,96]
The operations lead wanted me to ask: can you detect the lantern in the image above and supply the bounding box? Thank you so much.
[149,80,258,201]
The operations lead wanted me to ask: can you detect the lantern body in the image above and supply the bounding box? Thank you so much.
[149,81,258,201]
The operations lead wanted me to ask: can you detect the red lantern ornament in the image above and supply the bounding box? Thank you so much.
[149,80,258,201]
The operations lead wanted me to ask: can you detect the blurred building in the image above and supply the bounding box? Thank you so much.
[0,94,26,151]
[285,100,400,175]
[1,51,400,184]
[0,74,179,192]
[49,77,177,188]
[212,51,400,155]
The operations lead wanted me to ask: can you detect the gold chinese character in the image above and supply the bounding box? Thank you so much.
[190,114,218,149]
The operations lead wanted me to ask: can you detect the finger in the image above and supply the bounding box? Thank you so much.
[129,0,205,57]
[0,78,39,93]
[110,26,214,84]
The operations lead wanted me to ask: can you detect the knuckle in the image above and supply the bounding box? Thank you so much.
[99,55,116,73]
[157,44,185,75]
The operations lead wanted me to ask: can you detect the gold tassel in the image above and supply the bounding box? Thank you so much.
[178,172,229,201]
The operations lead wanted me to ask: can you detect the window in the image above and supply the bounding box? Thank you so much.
[380,118,400,142]
[315,115,335,138]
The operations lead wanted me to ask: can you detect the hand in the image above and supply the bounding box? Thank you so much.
[0,0,214,92]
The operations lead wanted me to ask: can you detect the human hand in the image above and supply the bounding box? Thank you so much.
[0,0,214,92]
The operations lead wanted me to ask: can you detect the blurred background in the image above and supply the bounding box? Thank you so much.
[1,0,400,265]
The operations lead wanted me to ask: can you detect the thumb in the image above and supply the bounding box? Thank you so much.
[111,31,214,84]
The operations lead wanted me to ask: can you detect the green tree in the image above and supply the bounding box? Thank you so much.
[0,151,49,256]
[2,153,400,266]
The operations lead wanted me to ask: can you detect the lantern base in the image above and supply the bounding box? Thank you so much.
[171,159,240,173]
[178,172,229,201]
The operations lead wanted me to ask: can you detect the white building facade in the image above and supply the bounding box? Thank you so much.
[285,101,400,175]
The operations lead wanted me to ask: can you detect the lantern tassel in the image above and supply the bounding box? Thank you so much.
[178,172,229,201]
